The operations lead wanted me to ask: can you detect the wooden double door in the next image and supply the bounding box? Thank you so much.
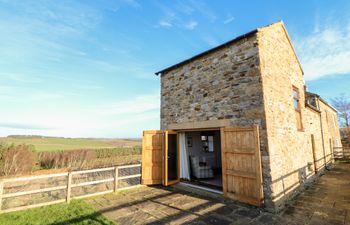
[141,126,263,206]
[142,130,179,186]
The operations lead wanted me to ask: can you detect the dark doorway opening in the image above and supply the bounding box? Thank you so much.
[168,133,178,181]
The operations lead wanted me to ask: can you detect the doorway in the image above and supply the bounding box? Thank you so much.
[165,131,179,185]
[179,130,223,191]
[142,126,263,206]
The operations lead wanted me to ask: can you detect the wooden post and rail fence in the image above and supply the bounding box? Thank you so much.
[0,163,141,214]
[0,146,348,214]
[333,147,350,159]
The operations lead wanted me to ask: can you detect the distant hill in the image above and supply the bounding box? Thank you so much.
[5,135,141,141]
[6,135,57,139]
[0,136,142,152]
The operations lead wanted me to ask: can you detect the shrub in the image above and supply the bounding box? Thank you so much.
[95,147,141,158]
[37,147,142,170]
[38,149,96,170]
[0,143,36,176]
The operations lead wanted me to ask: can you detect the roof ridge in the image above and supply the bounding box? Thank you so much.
[155,21,286,76]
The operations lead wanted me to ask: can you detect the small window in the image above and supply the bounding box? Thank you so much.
[293,88,300,111]
[306,96,318,109]
[201,135,214,152]
[292,86,303,130]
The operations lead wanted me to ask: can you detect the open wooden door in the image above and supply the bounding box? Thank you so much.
[142,130,165,185]
[164,131,180,186]
[220,125,263,206]
[142,130,179,186]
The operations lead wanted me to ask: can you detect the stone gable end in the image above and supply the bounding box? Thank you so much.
[158,21,342,211]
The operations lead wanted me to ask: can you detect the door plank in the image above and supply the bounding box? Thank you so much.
[226,170,257,179]
[142,130,165,185]
[221,125,263,206]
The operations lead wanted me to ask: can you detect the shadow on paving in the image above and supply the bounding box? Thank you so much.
[278,163,350,225]
[51,163,350,225]
[84,186,268,225]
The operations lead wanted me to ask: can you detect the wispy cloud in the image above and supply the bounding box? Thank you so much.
[154,1,215,30]
[202,35,219,47]
[0,73,43,83]
[223,14,234,24]
[82,94,160,116]
[158,20,173,28]
[187,0,216,22]
[0,0,154,86]
[120,0,141,8]
[0,122,54,130]
[295,21,350,81]
[0,2,102,70]
[0,87,79,102]
[0,0,160,138]
[175,2,195,15]
[184,20,198,30]
[3,1,102,30]
[0,93,160,138]
[0,85,16,95]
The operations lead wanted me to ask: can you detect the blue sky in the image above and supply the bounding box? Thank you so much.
[0,0,350,138]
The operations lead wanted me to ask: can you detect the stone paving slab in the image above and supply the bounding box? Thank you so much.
[86,163,350,225]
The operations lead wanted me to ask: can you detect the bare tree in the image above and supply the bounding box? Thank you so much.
[332,94,350,137]
[0,144,35,176]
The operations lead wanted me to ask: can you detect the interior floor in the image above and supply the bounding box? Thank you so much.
[197,175,222,187]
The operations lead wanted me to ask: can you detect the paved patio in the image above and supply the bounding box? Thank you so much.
[87,163,350,225]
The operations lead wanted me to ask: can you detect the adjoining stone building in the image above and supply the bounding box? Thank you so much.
[141,21,342,211]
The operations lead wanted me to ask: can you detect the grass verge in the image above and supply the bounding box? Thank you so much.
[335,159,350,164]
[0,200,115,225]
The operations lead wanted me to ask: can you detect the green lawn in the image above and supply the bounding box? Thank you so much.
[0,137,141,152]
[335,159,350,164]
[0,200,115,225]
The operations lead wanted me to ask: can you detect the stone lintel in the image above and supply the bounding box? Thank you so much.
[168,119,231,130]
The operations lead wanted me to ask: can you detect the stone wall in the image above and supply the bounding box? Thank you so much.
[318,100,342,162]
[257,22,342,210]
[303,107,325,171]
[160,33,272,204]
[159,21,342,211]
[159,34,268,149]
[257,22,312,209]
[160,34,264,130]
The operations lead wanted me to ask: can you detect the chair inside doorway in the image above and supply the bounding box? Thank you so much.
[182,130,222,191]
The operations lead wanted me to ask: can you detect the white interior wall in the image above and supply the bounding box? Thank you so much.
[186,131,221,168]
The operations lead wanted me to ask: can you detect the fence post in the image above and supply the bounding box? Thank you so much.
[114,167,119,192]
[66,172,72,203]
[0,180,3,213]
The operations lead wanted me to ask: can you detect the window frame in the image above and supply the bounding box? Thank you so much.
[201,135,214,152]
[292,86,303,131]
[292,86,301,112]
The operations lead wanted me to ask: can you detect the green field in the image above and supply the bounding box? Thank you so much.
[0,136,141,152]
[0,200,115,225]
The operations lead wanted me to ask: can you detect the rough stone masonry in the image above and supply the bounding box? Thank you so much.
[159,21,342,211]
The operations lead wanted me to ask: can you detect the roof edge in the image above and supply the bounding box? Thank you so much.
[319,97,337,112]
[279,21,304,75]
[305,102,321,114]
[306,91,337,112]
[155,21,304,76]
[155,29,258,75]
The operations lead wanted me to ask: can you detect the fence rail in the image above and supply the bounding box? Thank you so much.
[0,163,141,213]
[334,147,350,159]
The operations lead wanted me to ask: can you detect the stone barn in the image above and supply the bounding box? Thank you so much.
[141,21,342,211]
